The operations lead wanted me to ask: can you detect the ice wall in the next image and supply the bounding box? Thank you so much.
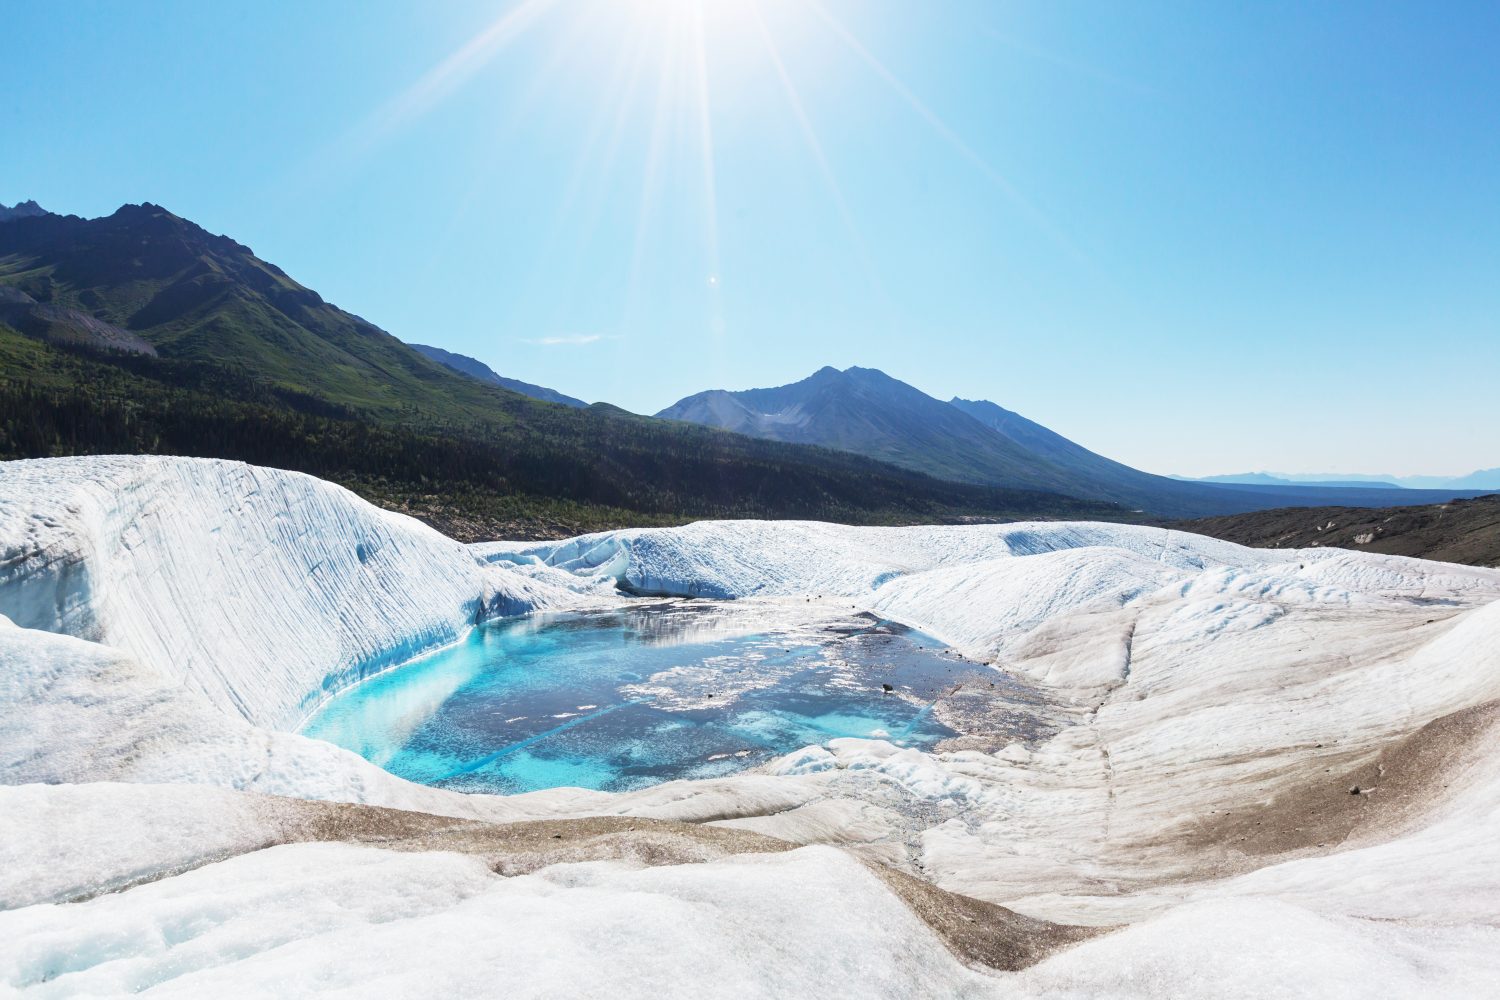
[0,457,561,729]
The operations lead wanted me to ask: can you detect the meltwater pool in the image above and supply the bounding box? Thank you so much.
[302,602,973,794]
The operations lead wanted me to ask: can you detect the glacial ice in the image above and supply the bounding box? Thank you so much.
[0,457,580,730]
[4,456,1500,996]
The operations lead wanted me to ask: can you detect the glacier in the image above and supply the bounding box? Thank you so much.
[0,456,582,730]
[3,456,1500,997]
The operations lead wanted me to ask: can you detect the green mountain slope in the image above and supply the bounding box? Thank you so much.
[0,203,531,422]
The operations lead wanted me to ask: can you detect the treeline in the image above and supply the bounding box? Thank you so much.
[0,333,1122,538]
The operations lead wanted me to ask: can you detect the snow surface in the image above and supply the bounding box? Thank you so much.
[6,457,1500,996]
[1,842,1010,999]
[4,783,1498,998]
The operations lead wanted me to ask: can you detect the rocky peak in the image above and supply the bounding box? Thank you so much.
[0,200,50,223]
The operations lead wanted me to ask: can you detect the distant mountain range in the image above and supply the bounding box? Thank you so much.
[1180,472,1401,489]
[1177,470,1500,491]
[657,367,1493,518]
[409,344,586,408]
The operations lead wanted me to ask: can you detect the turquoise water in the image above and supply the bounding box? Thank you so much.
[302,603,960,794]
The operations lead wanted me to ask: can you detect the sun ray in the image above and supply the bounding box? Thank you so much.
[536,14,652,264]
[290,0,561,193]
[689,0,722,286]
[807,1,1089,264]
[367,0,558,148]
[434,7,604,255]
[625,8,687,319]
[686,0,731,360]
[977,25,1158,99]
[750,3,891,310]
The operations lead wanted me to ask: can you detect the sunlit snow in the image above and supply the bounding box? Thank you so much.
[3,456,1500,997]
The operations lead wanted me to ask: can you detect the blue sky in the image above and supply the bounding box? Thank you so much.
[5,0,1497,476]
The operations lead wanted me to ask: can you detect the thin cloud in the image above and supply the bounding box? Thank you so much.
[521,334,618,346]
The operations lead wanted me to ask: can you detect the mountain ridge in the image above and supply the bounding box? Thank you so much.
[0,201,505,419]
[0,200,49,223]
[1178,469,1500,491]
[1176,472,1404,489]
[409,343,586,408]
[659,367,1489,518]
[658,366,1086,496]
